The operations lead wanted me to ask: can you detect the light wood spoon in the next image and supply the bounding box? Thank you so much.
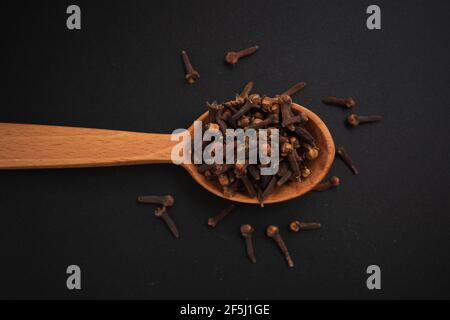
[0,103,334,204]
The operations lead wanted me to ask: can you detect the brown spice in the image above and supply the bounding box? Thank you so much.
[266,225,294,268]
[322,96,355,109]
[312,176,340,191]
[347,114,382,127]
[289,220,322,232]
[225,46,259,65]
[281,81,307,97]
[207,204,235,228]
[336,147,359,175]
[240,224,256,263]
[154,206,180,239]
[181,50,200,84]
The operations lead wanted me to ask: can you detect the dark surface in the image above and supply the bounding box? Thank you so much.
[1,0,449,299]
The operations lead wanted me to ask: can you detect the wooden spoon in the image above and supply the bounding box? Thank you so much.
[0,103,334,204]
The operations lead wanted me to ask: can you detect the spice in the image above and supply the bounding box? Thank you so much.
[289,220,322,232]
[261,176,277,203]
[312,176,340,191]
[240,81,254,99]
[240,224,256,263]
[347,114,382,127]
[225,45,259,65]
[280,95,297,131]
[137,195,175,207]
[181,50,200,84]
[266,225,294,268]
[154,206,180,239]
[277,168,292,186]
[336,147,359,174]
[322,96,356,109]
[196,87,318,205]
[207,204,235,228]
[281,81,307,97]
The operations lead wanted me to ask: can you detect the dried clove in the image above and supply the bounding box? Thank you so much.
[181,50,200,84]
[261,176,277,202]
[312,176,340,191]
[137,195,175,207]
[231,100,260,122]
[277,169,292,186]
[154,206,180,239]
[206,101,223,123]
[322,96,356,109]
[304,144,319,160]
[266,225,294,268]
[240,224,256,263]
[247,164,261,181]
[207,204,235,228]
[225,45,259,65]
[287,151,300,180]
[240,174,257,198]
[281,81,307,97]
[282,115,306,127]
[279,95,296,131]
[246,114,278,130]
[224,180,241,198]
[260,174,272,190]
[289,220,322,232]
[336,147,359,174]
[347,114,382,127]
[295,127,316,146]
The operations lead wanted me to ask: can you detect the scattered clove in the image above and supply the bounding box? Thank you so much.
[347,114,382,127]
[322,96,356,109]
[266,225,294,268]
[277,169,292,186]
[207,204,235,228]
[312,176,340,191]
[281,81,307,97]
[289,220,322,232]
[137,195,175,207]
[240,224,256,263]
[181,50,200,84]
[336,147,359,174]
[154,206,180,239]
[225,45,259,65]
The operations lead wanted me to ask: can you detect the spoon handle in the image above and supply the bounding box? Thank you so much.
[0,123,178,169]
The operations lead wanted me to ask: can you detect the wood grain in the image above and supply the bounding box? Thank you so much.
[0,123,177,169]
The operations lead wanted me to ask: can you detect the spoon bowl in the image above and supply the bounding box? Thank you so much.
[0,103,334,205]
[183,103,335,204]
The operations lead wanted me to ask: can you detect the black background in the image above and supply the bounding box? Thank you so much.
[1,0,449,299]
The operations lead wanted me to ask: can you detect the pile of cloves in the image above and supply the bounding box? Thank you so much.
[196,82,319,206]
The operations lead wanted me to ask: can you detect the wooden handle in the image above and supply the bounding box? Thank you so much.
[0,123,178,169]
